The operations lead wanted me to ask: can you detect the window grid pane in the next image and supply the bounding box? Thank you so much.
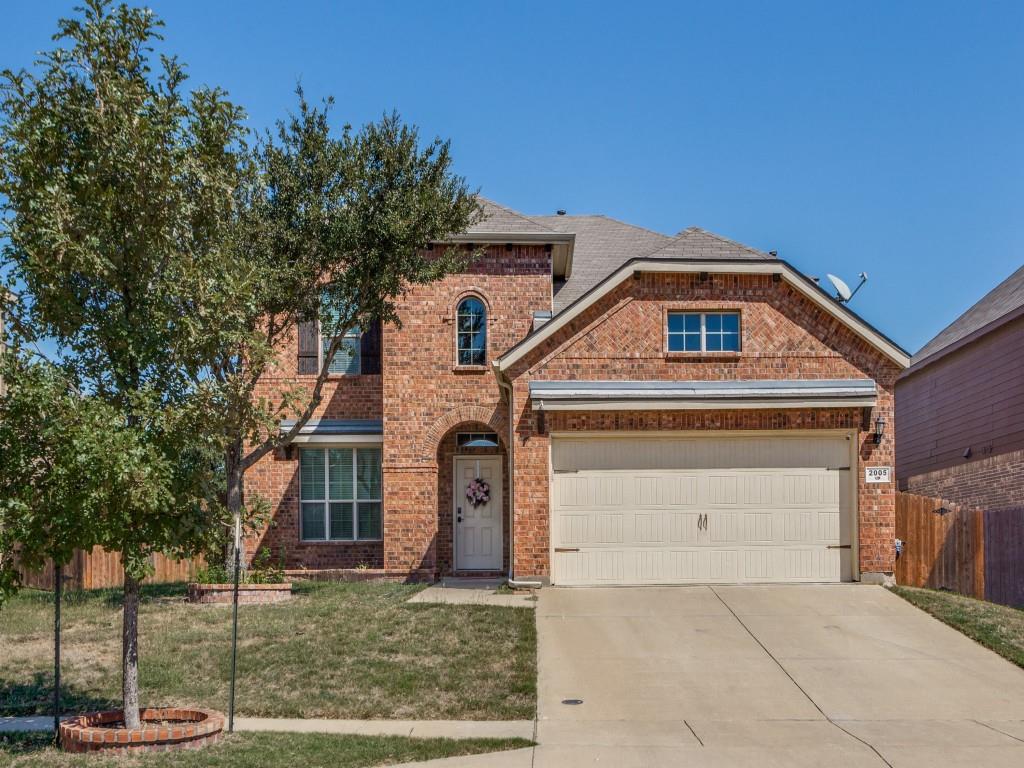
[300,449,326,500]
[325,335,360,375]
[357,502,382,540]
[357,448,382,500]
[330,502,354,540]
[301,502,326,540]
[328,449,353,500]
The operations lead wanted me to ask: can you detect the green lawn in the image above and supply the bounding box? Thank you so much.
[0,731,532,768]
[0,581,536,720]
[890,586,1024,668]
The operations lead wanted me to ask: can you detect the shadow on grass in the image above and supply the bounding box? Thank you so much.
[15,582,188,609]
[0,672,118,717]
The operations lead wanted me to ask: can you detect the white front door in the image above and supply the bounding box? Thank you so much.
[454,456,503,571]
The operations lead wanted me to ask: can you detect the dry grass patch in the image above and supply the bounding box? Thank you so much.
[890,586,1024,668]
[0,581,536,720]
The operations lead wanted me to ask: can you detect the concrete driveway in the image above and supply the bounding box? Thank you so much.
[535,585,1024,767]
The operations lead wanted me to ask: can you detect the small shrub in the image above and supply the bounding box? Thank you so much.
[192,547,285,585]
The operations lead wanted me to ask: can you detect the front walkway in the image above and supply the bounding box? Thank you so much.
[532,584,1024,767]
[407,578,536,608]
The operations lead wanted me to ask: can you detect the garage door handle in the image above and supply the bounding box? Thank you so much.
[554,547,580,553]
[826,544,852,549]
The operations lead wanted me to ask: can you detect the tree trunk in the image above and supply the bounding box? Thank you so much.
[224,438,245,576]
[122,572,141,729]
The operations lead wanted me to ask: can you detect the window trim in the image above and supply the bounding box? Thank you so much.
[665,310,742,354]
[453,293,489,368]
[299,446,383,543]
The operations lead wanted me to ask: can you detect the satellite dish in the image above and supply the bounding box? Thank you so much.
[826,274,852,302]
[826,272,868,304]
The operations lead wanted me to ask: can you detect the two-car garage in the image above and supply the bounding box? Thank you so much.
[549,434,856,586]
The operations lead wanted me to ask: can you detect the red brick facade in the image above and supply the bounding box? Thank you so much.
[903,447,1024,511]
[249,253,901,582]
[503,272,899,579]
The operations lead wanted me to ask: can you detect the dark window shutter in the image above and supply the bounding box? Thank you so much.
[360,320,382,375]
[297,319,319,374]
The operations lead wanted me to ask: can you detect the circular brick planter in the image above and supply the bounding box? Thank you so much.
[59,708,224,753]
[187,582,293,604]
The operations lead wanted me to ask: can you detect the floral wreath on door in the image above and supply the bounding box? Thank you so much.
[465,478,491,508]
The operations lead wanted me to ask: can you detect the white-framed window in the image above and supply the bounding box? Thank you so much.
[456,296,487,366]
[320,290,361,375]
[299,447,382,541]
[667,311,741,352]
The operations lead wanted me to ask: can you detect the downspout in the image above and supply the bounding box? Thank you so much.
[492,361,543,590]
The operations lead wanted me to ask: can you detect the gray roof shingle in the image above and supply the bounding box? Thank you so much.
[912,264,1024,366]
[643,226,775,262]
[532,214,671,311]
[465,198,556,235]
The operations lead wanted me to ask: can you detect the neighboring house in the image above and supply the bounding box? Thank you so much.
[249,199,909,586]
[896,265,1024,510]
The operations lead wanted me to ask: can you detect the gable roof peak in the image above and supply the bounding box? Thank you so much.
[642,225,773,261]
[910,262,1024,369]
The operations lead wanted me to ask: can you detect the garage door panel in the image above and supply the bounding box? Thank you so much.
[551,435,853,585]
[552,436,851,473]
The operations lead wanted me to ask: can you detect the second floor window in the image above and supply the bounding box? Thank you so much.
[667,311,741,353]
[321,292,361,374]
[456,297,487,366]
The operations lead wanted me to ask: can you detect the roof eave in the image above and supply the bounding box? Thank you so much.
[901,303,1024,379]
[444,232,575,244]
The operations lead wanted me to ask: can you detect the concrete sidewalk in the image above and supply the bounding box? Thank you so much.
[0,714,534,742]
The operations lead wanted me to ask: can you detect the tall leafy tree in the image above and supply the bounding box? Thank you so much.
[195,95,481,555]
[0,1,240,727]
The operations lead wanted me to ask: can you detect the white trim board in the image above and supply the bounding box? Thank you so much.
[496,260,910,370]
[533,397,877,411]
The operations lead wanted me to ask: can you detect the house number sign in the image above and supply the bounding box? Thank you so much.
[864,466,892,483]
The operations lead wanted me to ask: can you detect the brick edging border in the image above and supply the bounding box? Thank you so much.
[59,708,224,753]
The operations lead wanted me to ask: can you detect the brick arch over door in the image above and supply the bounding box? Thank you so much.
[419,404,507,465]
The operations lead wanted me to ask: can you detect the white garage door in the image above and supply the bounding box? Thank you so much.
[550,435,854,586]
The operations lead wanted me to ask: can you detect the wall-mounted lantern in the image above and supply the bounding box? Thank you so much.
[874,415,886,445]
[536,401,546,436]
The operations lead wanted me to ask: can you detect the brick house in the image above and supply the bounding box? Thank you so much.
[248,199,910,585]
[896,264,1024,510]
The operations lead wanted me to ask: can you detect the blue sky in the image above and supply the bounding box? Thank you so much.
[4,0,1023,353]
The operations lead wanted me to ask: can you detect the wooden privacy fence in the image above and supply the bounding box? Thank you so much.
[18,546,204,591]
[896,492,1024,608]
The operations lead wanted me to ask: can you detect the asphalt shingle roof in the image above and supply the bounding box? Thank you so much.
[470,200,775,314]
[643,226,775,262]
[912,264,1024,366]
[465,198,556,235]
[532,214,671,311]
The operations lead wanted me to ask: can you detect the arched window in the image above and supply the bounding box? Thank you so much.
[456,296,487,366]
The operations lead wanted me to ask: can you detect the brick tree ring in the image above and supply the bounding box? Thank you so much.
[58,708,224,753]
